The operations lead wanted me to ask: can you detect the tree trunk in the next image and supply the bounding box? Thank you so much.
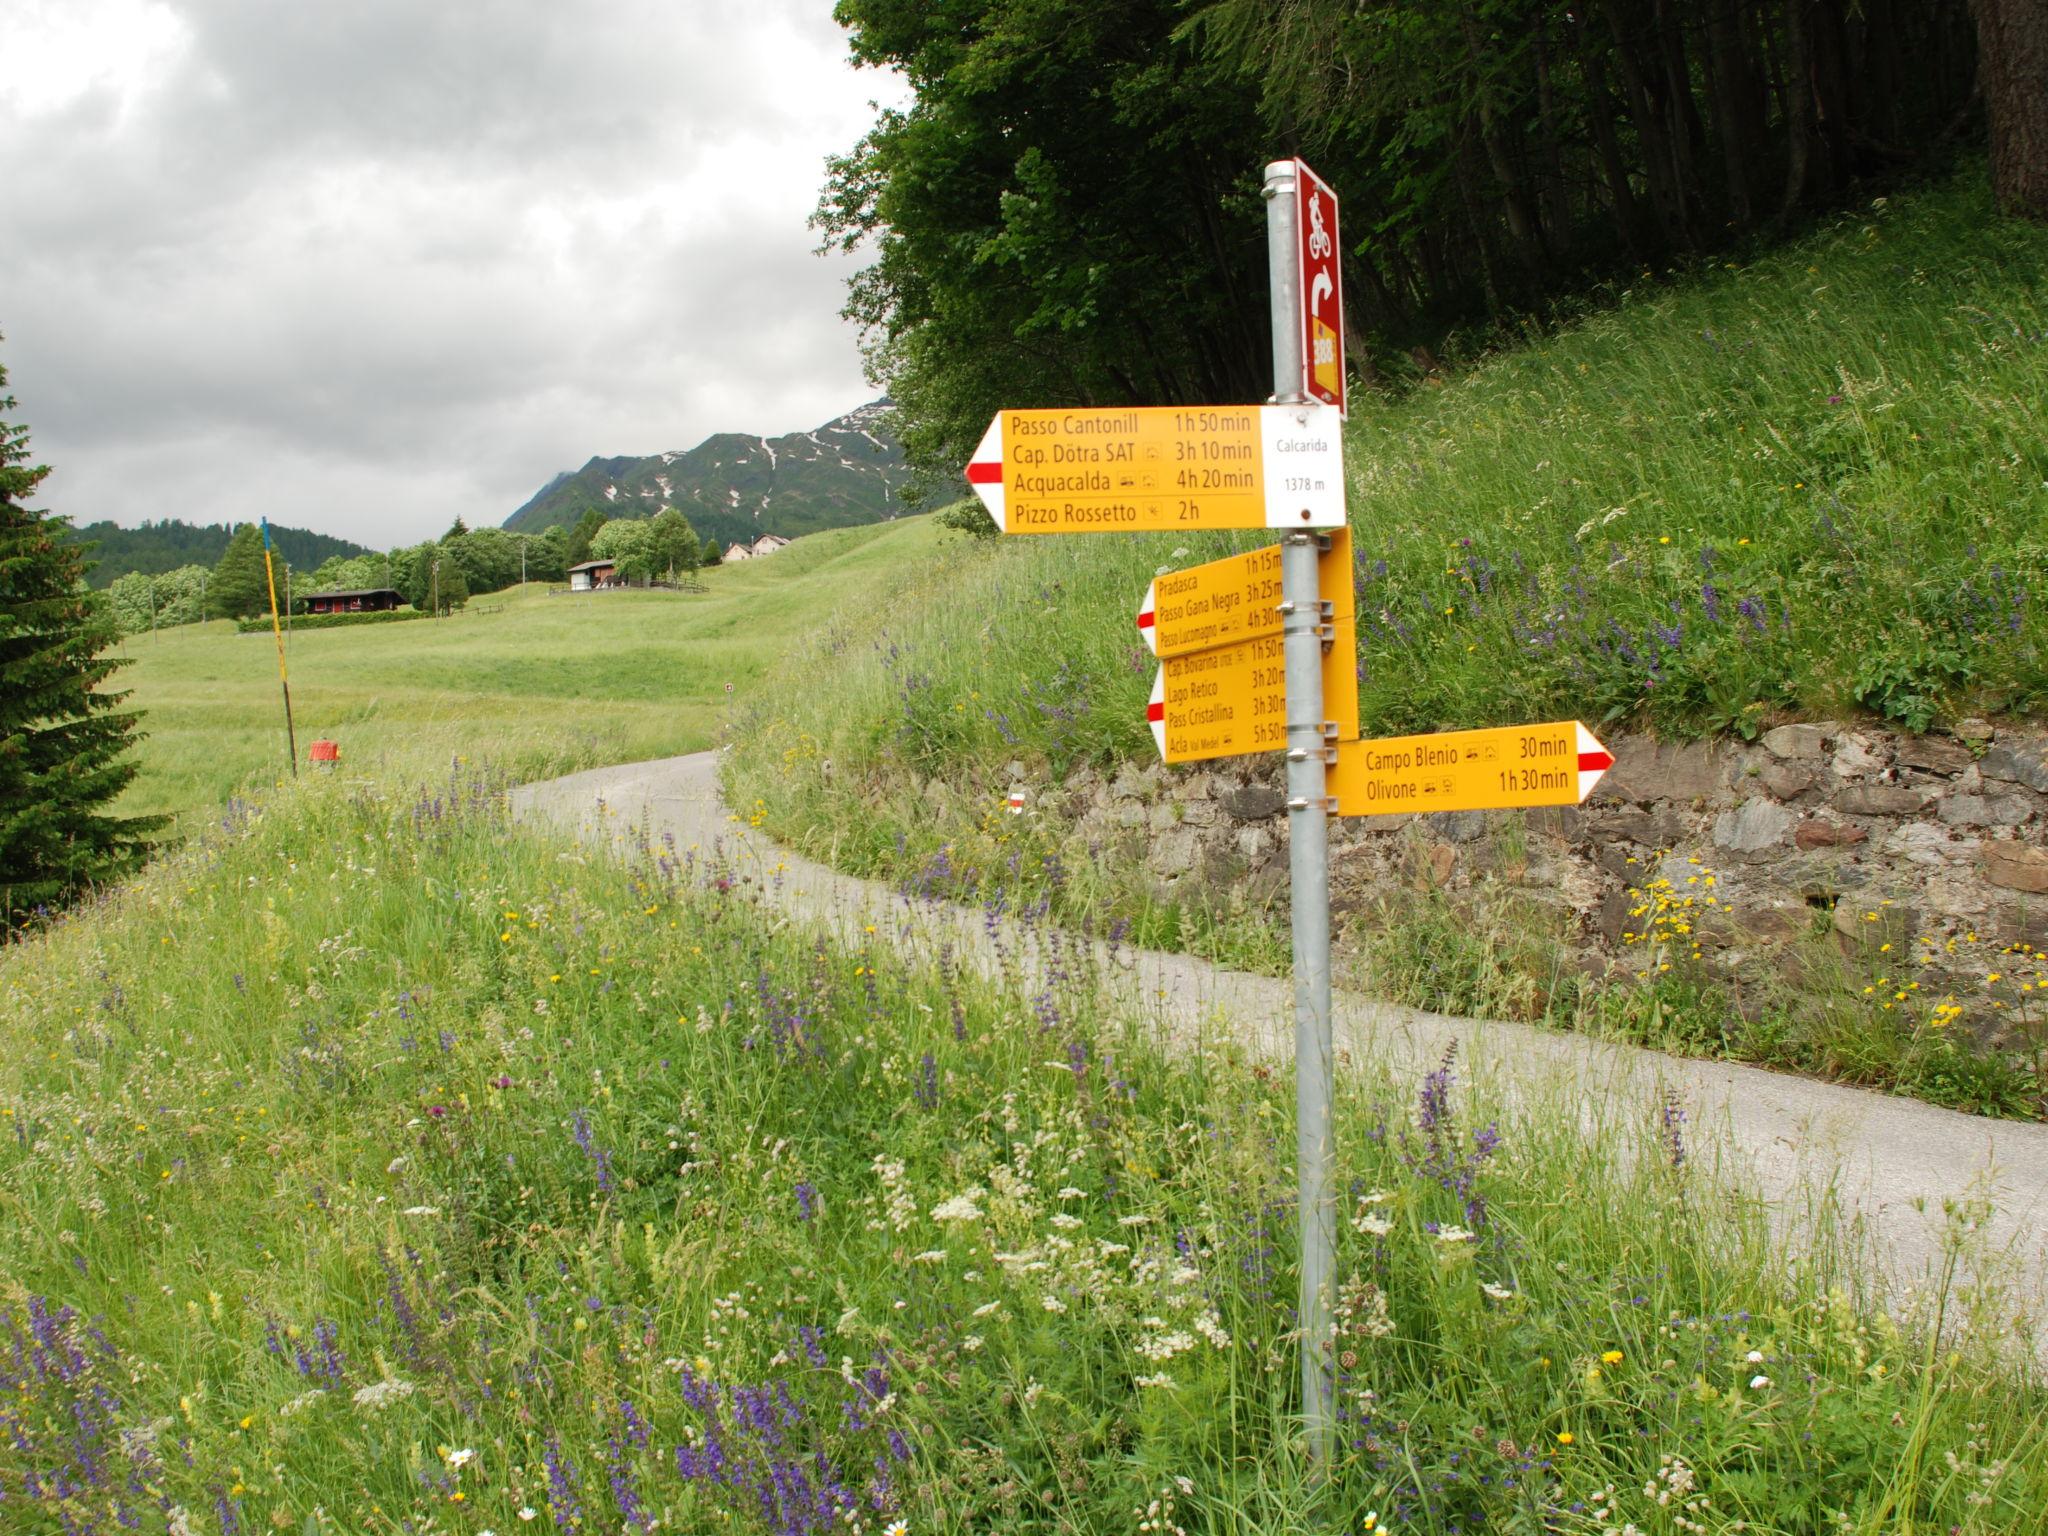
[1457,6,1550,278]
[1972,0,2048,217]
[1532,18,1576,256]
[1705,0,1765,229]
[1602,0,1694,246]
[1779,0,1822,220]
[1571,7,1652,256]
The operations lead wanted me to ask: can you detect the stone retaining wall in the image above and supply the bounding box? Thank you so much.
[1044,721,2046,1045]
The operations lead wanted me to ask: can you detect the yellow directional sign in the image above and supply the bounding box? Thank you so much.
[1139,529,1353,659]
[965,405,1345,534]
[1149,621,1358,764]
[1328,721,1614,817]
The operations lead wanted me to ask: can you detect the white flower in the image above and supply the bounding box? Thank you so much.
[518,1510,538,1523]
[1433,1224,1476,1244]
[1352,1212,1394,1238]
[972,1300,1004,1318]
[1750,1374,1772,1390]
[168,1509,200,1536]
[400,1205,441,1218]
[1746,1349,1765,1363]
[930,1191,985,1223]
[912,1249,948,1265]
[277,1390,325,1418]
[1050,1213,1083,1230]
[351,1379,415,1411]
[1023,1380,1044,1405]
[1481,1282,1515,1301]
[1057,1187,1086,1200]
[961,1334,984,1353]
[1358,1188,1394,1206]
[1133,1372,1176,1389]
[1041,1295,1067,1313]
[885,1522,909,1536]
[1117,1214,1153,1227]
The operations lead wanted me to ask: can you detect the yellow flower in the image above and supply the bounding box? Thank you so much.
[1556,1431,1574,1445]
[1601,1349,1624,1365]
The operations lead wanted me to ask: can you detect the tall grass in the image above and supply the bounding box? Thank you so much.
[2,766,2044,1532]
[107,516,943,830]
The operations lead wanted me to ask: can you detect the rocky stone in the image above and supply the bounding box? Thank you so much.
[1429,810,1487,844]
[1113,800,1147,829]
[1736,904,1807,943]
[1111,763,1161,801]
[1882,823,1965,867]
[1762,723,1828,760]
[1234,825,1275,863]
[1713,798,1795,853]
[1981,742,2048,794]
[1179,799,1220,828]
[1217,782,1285,820]
[1525,805,1582,838]
[1593,843,1639,879]
[1148,801,1180,832]
[1955,718,1996,743]
[1587,807,1659,843]
[1150,828,1198,878]
[1758,761,1819,801]
[1795,819,1868,850]
[1897,736,1974,775]
[1936,794,2032,828]
[1180,772,1213,801]
[1982,841,2048,895]
[1602,738,1727,803]
[1833,784,1933,816]
[1831,732,1889,777]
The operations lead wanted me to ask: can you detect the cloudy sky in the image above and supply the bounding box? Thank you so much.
[0,1,906,549]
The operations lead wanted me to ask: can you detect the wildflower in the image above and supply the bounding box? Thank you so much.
[519,1510,537,1523]
[885,1523,909,1536]
[1750,1374,1772,1389]
[351,1378,415,1412]
[1601,1350,1624,1365]
[1557,1431,1575,1445]
[445,1447,476,1470]
[1481,1282,1514,1301]
[931,1190,985,1223]
[1433,1224,1476,1244]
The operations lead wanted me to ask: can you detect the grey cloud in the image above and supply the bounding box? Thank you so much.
[1,0,901,547]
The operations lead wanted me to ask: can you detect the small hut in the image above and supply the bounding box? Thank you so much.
[302,587,402,615]
[567,559,618,591]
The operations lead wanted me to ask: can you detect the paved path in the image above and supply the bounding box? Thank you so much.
[514,751,2048,1336]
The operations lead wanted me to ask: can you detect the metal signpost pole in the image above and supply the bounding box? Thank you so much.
[1263,158,1336,1470]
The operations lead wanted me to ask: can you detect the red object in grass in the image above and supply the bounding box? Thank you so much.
[308,740,340,763]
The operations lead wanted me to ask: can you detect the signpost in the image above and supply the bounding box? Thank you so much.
[963,404,1344,534]
[967,157,1625,1475]
[1329,721,1614,816]
[1148,621,1358,764]
[1293,158,1346,417]
[1137,528,1354,658]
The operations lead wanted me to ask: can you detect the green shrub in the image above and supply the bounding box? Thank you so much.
[235,607,432,633]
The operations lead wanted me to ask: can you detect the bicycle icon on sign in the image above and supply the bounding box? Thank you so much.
[1306,192,1332,260]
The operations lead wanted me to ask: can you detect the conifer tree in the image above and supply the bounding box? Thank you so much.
[206,523,271,619]
[0,354,163,931]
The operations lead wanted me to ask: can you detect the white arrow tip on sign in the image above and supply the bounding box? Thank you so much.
[1136,579,1157,655]
[1147,669,1166,759]
[1574,721,1616,802]
[964,416,1005,532]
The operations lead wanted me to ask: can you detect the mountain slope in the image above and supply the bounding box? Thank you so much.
[63,519,375,588]
[503,400,909,547]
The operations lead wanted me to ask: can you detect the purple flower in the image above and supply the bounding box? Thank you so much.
[794,1182,817,1223]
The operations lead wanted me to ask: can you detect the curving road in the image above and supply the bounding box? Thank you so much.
[513,751,2048,1342]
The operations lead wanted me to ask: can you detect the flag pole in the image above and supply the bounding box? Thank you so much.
[259,519,299,777]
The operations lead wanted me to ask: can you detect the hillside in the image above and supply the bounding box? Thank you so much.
[106,516,942,828]
[63,517,375,587]
[722,166,2048,1112]
[503,399,911,548]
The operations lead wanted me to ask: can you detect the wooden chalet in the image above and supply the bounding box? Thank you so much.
[302,587,402,615]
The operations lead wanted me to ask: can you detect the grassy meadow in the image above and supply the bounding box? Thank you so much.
[3,765,2045,1533]
[105,516,942,830]
[721,167,2048,1115]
